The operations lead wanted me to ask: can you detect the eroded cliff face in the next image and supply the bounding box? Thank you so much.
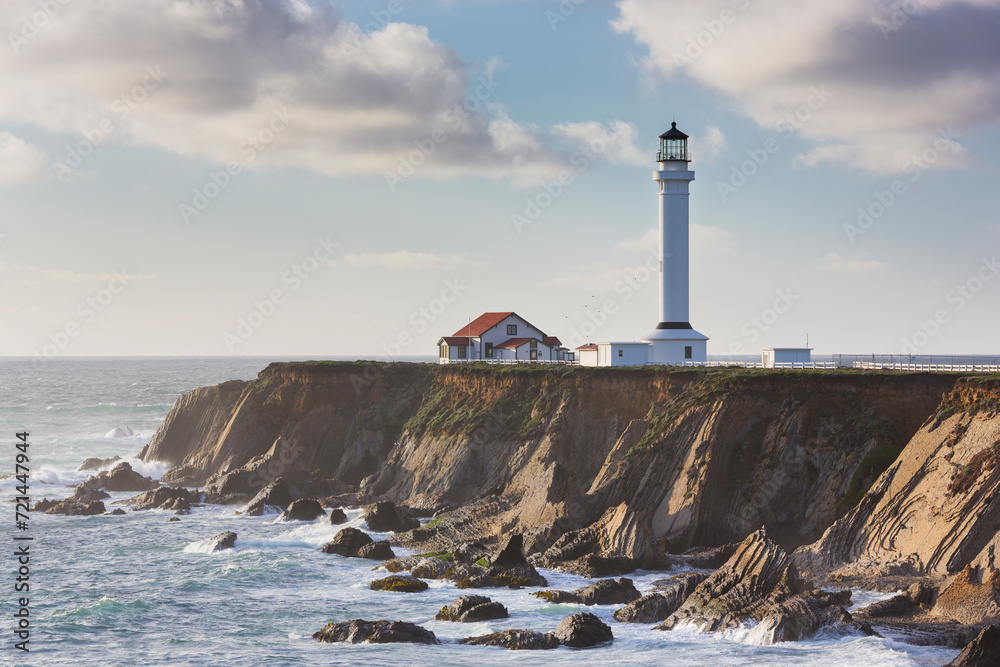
[144,362,963,569]
[794,379,1000,580]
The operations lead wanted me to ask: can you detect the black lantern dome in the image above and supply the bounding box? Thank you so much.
[657,122,690,162]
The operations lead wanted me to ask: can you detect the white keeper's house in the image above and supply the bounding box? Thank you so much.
[437,312,572,363]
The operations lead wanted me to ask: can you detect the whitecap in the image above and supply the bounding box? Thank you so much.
[105,426,135,438]
[183,539,237,555]
[123,458,168,480]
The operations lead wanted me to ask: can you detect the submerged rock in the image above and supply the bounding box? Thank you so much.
[435,595,508,623]
[242,479,294,516]
[614,573,708,623]
[369,575,429,593]
[946,624,1000,666]
[551,612,613,648]
[362,501,419,533]
[319,527,373,557]
[278,499,325,522]
[210,531,237,552]
[313,619,437,645]
[458,629,559,650]
[533,578,640,606]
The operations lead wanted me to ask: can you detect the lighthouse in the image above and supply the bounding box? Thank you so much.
[641,122,709,364]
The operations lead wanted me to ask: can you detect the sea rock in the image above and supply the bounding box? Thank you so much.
[550,612,613,648]
[319,528,373,557]
[656,528,858,644]
[242,479,294,516]
[167,517,181,523]
[78,455,122,471]
[474,534,547,588]
[411,557,452,579]
[362,501,419,533]
[71,486,111,503]
[81,462,159,493]
[210,531,237,552]
[46,500,106,516]
[111,508,127,515]
[932,565,1000,625]
[127,486,196,511]
[327,508,347,524]
[278,499,325,522]
[313,619,437,645]
[458,629,559,650]
[533,578,640,606]
[356,541,395,561]
[435,596,509,623]
[32,498,59,512]
[614,573,708,623]
[369,575,428,592]
[454,541,490,564]
[946,624,1000,666]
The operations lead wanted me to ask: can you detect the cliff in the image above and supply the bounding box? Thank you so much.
[143,362,963,560]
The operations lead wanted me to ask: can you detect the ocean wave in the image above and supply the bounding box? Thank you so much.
[183,538,238,555]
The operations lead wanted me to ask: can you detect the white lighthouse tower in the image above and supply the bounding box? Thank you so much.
[641,122,709,364]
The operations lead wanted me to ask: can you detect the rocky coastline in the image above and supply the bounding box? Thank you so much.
[56,362,1000,661]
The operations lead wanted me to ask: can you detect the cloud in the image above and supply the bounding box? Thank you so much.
[0,0,611,186]
[331,251,483,270]
[0,132,49,184]
[816,252,887,274]
[689,124,726,163]
[551,119,647,166]
[616,224,734,253]
[612,0,1000,173]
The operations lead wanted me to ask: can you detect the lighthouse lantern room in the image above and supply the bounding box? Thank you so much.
[641,122,709,364]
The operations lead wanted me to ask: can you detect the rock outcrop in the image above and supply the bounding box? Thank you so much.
[614,573,708,623]
[435,595,508,622]
[127,486,198,511]
[363,500,419,532]
[658,529,858,644]
[241,480,293,516]
[80,462,158,493]
[551,612,613,648]
[319,528,392,560]
[78,455,121,471]
[534,578,640,606]
[209,531,237,552]
[277,499,325,522]
[946,624,1000,667]
[369,575,428,592]
[458,629,559,650]
[313,620,437,645]
[327,508,347,524]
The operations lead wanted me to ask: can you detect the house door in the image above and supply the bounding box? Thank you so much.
[530,350,537,360]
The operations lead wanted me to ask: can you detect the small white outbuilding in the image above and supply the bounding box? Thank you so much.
[598,342,650,367]
[761,348,812,368]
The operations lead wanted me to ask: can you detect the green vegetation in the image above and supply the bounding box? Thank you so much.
[948,441,1000,497]
[835,443,905,514]
[416,550,455,562]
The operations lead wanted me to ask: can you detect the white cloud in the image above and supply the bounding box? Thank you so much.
[331,251,483,270]
[551,119,647,166]
[0,0,608,186]
[0,132,49,184]
[613,0,1000,173]
[817,252,887,274]
[690,124,726,164]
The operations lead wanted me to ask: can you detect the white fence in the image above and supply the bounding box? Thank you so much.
[438,358,577,365]
[851,362,1000,373]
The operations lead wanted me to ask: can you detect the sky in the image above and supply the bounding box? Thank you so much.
[1,0,999,361]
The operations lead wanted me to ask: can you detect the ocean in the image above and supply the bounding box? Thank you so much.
[0,357,962,666]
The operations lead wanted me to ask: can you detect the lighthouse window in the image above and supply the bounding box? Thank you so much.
[685,346,692,359]
[507,324,517,335]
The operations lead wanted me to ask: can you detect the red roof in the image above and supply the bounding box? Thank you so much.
[440,336,474,346]
[496,337,557,350]
[543,336,561,346]
[576,343,598,350]
[452,312,514,337]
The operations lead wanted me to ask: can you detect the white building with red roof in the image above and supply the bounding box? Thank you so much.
[437,312,571,363]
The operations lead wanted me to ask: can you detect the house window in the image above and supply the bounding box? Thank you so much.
[530,340,537,349]
[485,343,493,358]
[458,345,467,359]
[618,349,623,358]
[507,324,517,335]
[440,345,447,358]
[684,346,692,359]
